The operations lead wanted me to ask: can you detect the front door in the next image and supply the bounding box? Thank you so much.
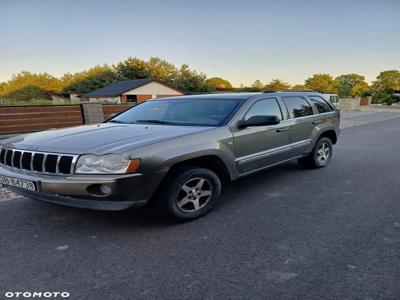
[232,97,292,175]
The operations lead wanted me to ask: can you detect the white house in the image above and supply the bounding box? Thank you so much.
[82,79,183,103]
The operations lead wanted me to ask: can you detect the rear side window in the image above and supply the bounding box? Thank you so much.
[282,96,313,118]
[245,98,282,120]
[309,96,334,113]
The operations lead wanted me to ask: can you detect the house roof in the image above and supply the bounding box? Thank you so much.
[83,79,177,97]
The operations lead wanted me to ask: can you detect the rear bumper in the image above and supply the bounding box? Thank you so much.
[0,165,167,211]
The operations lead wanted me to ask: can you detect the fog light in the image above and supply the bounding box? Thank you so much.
[99,185,112,196]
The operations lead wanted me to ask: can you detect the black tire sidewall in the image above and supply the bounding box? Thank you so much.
[313,137,333,167]
[165,168,221,220]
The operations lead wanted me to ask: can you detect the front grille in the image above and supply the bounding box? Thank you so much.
[0,148,77,175]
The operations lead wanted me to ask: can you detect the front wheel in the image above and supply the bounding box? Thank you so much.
[298,137,333,169]
[161,168,222,221]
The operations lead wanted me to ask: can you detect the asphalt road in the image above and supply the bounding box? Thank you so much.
[1,117,400,299]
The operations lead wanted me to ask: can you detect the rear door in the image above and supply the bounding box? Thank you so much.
[232,97,291,174]
[280,96,317,156]
[307,94,339,131]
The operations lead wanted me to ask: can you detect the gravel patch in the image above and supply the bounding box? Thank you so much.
[0,186,21,201]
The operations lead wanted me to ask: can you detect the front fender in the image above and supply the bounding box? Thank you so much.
[126,127,238,180]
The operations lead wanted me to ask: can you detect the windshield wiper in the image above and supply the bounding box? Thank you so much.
[107,119,128,124]
[135,119,177,125]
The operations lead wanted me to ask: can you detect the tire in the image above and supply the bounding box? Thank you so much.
[159,167,222,221]
[298,137,333,169]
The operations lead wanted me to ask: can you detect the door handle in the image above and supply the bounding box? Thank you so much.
[312,120,322,125]
[276,127,290,132]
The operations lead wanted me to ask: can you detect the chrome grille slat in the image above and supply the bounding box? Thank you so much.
[55,155,61,173]
[42,154,48,172]
[4,149,9,165]
[0,148,77,175]
[30,153,35,171]
[11,150,15,167]
[70,155,78,174]
[19,151,24,169]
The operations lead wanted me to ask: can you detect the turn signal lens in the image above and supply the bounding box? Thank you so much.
[126,159,141,173]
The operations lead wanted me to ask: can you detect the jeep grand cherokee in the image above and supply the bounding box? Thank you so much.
[0,92,340,220]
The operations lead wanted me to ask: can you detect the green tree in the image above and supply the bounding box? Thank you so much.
[7,86,50,101]
[0,56,217,100]
[251,80,264,90]
[264,79,290,91]
[114,57,211,92]
[0,82,7,96]
[304,74,337,93]
[175,64,212,92]
[335,73,369,97]
[371,70,400,92]
[291,84,307,90]
[146,57,178,84]
[239,86,262,92]
[113,57,151,79]
[0,71,61,100]
[62,65,122,94]
[205,77,232,89]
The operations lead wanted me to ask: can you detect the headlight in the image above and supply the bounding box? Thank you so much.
[75,154,140,174]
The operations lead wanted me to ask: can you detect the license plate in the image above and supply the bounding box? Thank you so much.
[0,175,37,191]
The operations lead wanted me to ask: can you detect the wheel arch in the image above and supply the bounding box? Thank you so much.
[318,129,337,144]
[163,155,233,185]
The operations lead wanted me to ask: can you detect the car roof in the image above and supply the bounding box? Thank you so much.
[156,91,323,101]
[156,93,260,100]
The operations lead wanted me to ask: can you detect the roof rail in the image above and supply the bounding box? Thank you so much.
[263,90,318,93]
[263,89,316,93]
[284,89,316,92]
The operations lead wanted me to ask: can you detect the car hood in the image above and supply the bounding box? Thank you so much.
[1,123,213,154]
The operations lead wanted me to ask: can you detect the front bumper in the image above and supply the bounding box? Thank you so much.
[0,165,167,211]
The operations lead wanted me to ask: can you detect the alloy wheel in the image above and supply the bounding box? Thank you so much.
[176,177,213,212]
[317,142,331,164]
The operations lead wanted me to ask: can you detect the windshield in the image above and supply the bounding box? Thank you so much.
[108,98,243,126]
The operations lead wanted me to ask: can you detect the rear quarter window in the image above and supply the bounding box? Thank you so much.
[282,96,313,118]
[309,96,334,113]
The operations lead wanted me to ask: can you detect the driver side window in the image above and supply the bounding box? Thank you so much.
[245,98,283,121]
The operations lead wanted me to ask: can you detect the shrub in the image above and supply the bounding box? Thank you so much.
[385,98,393,106]
[372,91,392,104]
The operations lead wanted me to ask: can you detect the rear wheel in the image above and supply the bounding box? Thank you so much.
[160,167,222,221]
[298,137,333,168]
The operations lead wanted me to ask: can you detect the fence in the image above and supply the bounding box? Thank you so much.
[0,103,134,136]
[103,104,133,120]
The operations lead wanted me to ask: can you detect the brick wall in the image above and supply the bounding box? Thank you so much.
[120,95,128,103]
[137,95,152,103]
[156,95,175,98]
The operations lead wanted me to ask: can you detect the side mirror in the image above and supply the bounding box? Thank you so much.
[237,115,280,129]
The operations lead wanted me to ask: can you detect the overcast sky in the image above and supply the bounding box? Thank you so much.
[0,0,399,86]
